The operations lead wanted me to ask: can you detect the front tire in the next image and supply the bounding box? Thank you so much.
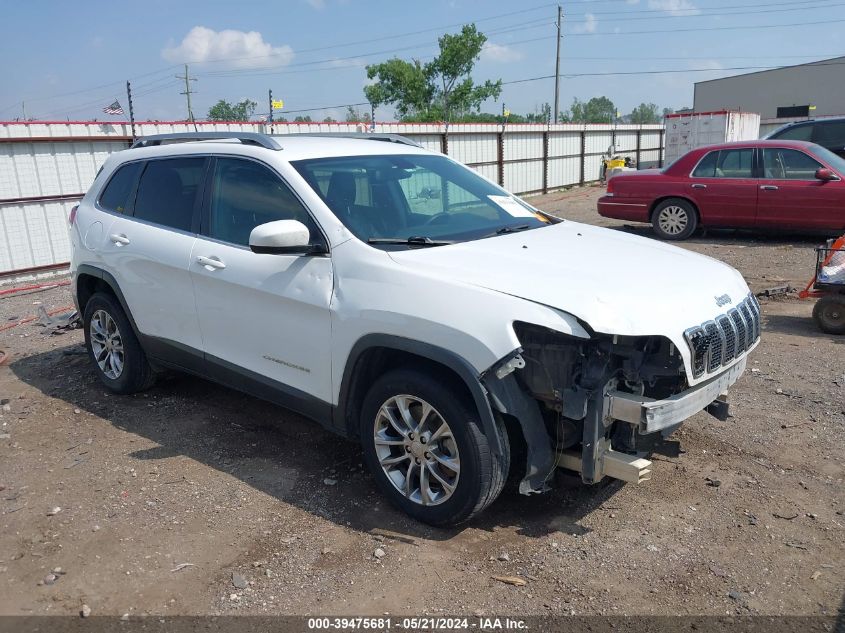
[360,368,509,526]
[83,292,155,394]
[652,198,698,240]
[813,294,845,334]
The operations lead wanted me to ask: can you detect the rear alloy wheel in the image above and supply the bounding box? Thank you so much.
[652,198,698,240]
[360,369,509,526]
[813,294,845,335]
[83,292,155,394]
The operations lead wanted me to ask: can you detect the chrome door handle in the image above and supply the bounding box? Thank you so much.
[196,255,226,270]
[760,185,779,191]
[109,233,130,246]
[691,183,707,189]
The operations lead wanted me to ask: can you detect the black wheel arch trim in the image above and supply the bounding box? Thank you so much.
[481,369,555,495]
[75,264,142,339]
[336,334,507,455]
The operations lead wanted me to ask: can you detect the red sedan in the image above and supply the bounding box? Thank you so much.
[597,140,845,240]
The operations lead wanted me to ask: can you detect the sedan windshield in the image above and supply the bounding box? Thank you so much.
[812,144,845,174]
[291,154,551,247]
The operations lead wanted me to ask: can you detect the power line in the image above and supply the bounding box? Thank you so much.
[571,0,842,18]
[566,16,845,35]
[500,60,845,85]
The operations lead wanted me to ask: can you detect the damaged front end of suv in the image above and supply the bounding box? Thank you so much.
[481,302,759,494]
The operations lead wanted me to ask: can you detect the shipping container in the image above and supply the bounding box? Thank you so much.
[664,111,760,165]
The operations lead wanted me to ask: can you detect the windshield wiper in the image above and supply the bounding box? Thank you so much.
[367,236,455,247]
[483,224,533,238]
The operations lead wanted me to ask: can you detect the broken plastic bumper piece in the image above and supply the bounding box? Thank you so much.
[605,356,746,434]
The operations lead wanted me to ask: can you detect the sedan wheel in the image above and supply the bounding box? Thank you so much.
[374,395,460,506]
[657,205,688,236]
[652,198,698,240]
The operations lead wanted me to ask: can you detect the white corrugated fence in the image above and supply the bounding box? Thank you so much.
[0,120,664,277]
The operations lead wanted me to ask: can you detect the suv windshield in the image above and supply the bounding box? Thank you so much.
[292,154,550,247]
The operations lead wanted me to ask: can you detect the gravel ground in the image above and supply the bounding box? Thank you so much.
[0,186,842,619]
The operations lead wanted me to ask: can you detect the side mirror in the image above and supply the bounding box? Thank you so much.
[249,220,325,255]
[815,168,837,181]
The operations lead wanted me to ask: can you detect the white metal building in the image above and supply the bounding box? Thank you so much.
[693,56,845,135]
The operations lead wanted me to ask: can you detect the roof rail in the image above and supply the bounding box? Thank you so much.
[131,132,282,150]
[285,132,422,148]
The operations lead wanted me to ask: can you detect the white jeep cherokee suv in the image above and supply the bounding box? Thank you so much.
[70,132,759,526]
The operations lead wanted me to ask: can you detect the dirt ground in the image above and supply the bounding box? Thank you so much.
[0,186,842,619]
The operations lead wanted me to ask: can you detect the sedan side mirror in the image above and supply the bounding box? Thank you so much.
[815,168,838,181]
[249,220,325,255]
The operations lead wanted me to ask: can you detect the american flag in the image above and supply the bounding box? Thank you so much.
[102,100,124,116]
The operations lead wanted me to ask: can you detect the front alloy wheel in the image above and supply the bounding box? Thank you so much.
[360,369,509,526]
[374,395,460,506]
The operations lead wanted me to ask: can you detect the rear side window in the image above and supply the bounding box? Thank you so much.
[813,122,845,149]
[692,151,719,177]
[772,124,813,141]
[98,162,142,213]
[691,149,753,178]
[133,158,206,232]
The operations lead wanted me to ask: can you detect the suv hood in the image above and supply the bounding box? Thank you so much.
[388,221,750,345]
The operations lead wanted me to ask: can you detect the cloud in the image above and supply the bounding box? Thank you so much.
[625,0,640,4]
[573,13,598,34]
[647,0,700,16]
[326,57,368,69]
[694,58,725,79]
[307,0,326,8]
[162,26,294,68]
[480,42,525,63]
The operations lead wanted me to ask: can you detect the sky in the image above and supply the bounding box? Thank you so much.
[1,0,843,123]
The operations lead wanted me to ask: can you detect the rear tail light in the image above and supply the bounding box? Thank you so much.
[69,205,79,225]
[606,177,615,194]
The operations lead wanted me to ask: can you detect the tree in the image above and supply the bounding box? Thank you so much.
[662,107,674,117]
[560,97,616,124]
[629,103,661,124]
[322,116,337,123]
[207,99,257,121]
[345,105,372,122]
[293,115,313,123]
[364,24,502,122]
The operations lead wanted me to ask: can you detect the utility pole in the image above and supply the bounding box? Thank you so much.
[21,101,27,120]
[126,81,136,140]
[268,89,274,124]
[176,64,197,123]
[553,5,562,124]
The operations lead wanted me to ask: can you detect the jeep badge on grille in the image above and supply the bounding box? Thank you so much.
[715,294,732,307]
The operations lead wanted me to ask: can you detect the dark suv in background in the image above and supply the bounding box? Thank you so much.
[767,117,845,158]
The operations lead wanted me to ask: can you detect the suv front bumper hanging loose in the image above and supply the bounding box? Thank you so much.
[606,356,746,434]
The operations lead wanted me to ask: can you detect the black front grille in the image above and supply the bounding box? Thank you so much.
[684,293,761,378]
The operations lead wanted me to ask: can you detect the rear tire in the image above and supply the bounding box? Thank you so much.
[813,294,845,334]
[651,198,698,240]
[360,368,509,526]
[83,292,155,394]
